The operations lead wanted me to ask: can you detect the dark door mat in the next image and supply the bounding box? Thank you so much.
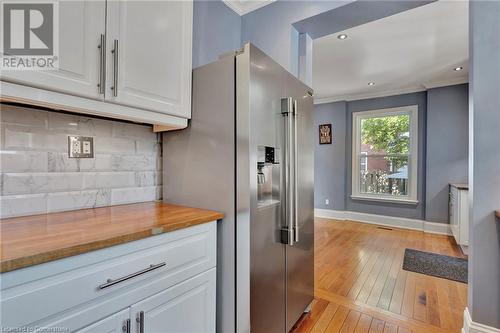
[402,248,468,283]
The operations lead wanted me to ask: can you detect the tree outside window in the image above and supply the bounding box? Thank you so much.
[352,106,418,203]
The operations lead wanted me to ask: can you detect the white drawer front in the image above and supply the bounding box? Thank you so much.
[0,222,216,328]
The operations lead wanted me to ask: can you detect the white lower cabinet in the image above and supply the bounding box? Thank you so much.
[73,269,216,333]
[449,185,469,250]
[0,222,216,333]
[131,268,216,333]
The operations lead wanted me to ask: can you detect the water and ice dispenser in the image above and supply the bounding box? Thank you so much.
[257,146,280,207]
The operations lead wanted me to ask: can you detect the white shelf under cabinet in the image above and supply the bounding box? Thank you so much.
[0,81,188,129]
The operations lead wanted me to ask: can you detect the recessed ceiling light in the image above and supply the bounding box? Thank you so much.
[337,34,348,40]
[454,66,463,71]
[368,82,375,86]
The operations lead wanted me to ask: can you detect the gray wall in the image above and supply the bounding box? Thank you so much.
[315,86,470,222]
[314,101,346,210]
[468,0,500,328]
[241,1,349,76]
[192,0,242,68]
[0,104,162,218]
[426,84,469,223]
[345,92,427,219]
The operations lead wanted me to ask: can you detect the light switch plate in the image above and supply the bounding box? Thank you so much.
[68,136,94,158]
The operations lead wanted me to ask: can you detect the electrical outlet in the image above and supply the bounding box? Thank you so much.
[325,199,329,205]
[83,141,91,154]
[68,136,94,158]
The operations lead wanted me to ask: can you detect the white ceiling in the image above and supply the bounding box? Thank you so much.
[313,1,469,103]
[223,0,276,16]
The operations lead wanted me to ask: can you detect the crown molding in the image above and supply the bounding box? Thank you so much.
[314,85,427,105]
[422,75,469,89]
[222,0,276,16]
[314,76,470,105]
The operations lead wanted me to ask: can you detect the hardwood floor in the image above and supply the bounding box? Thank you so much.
[292,218,467,333]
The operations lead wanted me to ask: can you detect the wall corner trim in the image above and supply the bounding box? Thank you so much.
[462,308,500,333]
[314,209,452,236]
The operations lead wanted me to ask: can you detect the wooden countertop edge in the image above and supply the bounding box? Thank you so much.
[0,213,223,273]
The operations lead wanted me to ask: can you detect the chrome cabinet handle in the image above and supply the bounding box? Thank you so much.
[111,39,118,97]
[136,311,145,333]
[122,319,130,333]
[98,262,166,289]
[97,34,106,94]
[293,98,299,243]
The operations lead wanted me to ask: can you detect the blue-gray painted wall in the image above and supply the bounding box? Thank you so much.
[426,84,469,223]
[314,101,347,210]
[468,0,500,328]
[241,1,349,76]
[346,92,428,219]
[192,0,242,68]
[315,87,469,222]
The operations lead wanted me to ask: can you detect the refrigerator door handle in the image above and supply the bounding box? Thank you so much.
[293,98,299,243]
[281,97,295,246]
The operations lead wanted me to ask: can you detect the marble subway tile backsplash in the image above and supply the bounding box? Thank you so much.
[0,104,162,218]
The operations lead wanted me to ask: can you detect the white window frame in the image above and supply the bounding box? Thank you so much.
[351,105,419,204]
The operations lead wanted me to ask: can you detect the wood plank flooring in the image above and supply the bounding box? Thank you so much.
[292,218,467,333]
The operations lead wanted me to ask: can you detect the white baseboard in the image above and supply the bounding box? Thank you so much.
[462,308,500,333]
[314,208,347,220]
[314,208,452,236]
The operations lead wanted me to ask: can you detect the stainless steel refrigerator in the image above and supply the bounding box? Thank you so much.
[163,43,314,333]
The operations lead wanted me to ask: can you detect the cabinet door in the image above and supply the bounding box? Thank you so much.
[458,190,469,245]
[74,308,130,333]
[1,0,105,99]
[105,1,193,118]
[130,268,215,333]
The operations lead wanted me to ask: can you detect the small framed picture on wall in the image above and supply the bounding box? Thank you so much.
[319,124,332,144]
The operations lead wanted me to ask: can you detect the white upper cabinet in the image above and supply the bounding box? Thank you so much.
[105,1,193,118]
[0,0,193,127]
[1,0,106,100]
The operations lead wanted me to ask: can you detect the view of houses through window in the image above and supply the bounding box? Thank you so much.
[352,106,418,202]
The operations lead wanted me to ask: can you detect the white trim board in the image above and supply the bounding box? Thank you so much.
[462,308,500,333]
[314,209,452,236]
[222,0,276,16]
[0,81,187,129]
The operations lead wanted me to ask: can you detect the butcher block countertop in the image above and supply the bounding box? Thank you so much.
[0,202,224,273]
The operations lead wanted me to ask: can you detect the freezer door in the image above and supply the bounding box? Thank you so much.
[285,79,315,332]
[239,44,287,333]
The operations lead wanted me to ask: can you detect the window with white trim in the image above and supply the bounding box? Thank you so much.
[352,106,418,204]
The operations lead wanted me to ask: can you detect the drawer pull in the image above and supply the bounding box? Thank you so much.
[98,262,166,289]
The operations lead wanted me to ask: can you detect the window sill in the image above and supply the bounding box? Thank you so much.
[350,195,419,205]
